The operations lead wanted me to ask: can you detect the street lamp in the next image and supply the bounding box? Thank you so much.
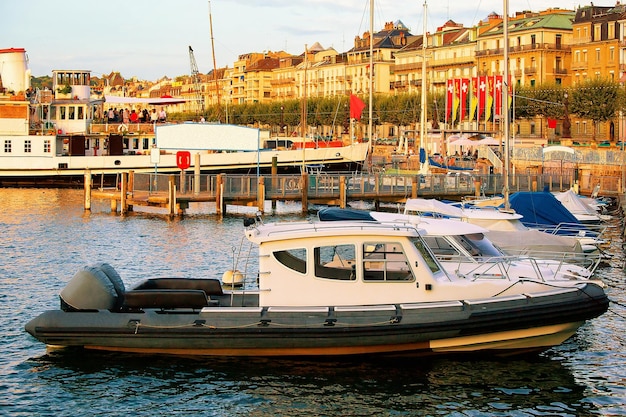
[280,105,284,136]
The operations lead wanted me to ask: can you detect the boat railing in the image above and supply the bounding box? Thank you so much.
[530,222,608,241]
[438,252,598,282]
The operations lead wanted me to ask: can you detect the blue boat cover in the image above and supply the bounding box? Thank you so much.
[507,191,581,228]
[318,207,376,222]
[427,156,474,171]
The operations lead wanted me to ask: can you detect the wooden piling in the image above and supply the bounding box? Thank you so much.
[120,172,127,214]
[257,176,265,213]
[216,174,223,216]
[339,175,346,208]
[301,172,308,214]
[84,169,92,211]
[168,175,176,217]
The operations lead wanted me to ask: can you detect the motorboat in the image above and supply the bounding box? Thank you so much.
[402,197,606,255]
[553,190,612,224]
[26,216,608,357]
[320,207,601,280]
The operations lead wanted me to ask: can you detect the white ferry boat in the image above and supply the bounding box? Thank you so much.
[0,48,369,186]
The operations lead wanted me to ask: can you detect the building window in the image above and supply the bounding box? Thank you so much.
[44,139,51,153]
[24,140,31,153]
[595,48,601,62]
[4,140,11,153]
[609,47,615,62]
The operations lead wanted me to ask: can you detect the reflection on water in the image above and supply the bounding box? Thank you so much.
[1,189,624,416]
[21,350,594,417]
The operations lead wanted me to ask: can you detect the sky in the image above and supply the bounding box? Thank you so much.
[2,0,584,81]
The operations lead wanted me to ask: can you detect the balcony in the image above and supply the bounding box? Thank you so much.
[524,67,537,75]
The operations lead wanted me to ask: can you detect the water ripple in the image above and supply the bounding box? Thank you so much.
[0,189,624,416]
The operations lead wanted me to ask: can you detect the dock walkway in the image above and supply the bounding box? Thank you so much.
[84,169,622,217]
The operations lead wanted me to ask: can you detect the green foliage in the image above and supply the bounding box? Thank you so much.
[31,75,52,91]
[569,78,620,123]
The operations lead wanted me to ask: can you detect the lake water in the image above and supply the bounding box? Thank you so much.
[1,188,625,416]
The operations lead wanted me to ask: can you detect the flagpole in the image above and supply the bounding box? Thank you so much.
[419,0,428,174]
[368,0,374,162]
[503,0,510,210]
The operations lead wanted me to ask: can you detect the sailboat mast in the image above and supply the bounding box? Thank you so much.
[208,1,221,122]
[503,0,510,209]
[368,0,374,157]
[420,0,427,155]
[302,44,308,172]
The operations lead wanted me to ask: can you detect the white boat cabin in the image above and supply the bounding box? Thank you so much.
[246,221,446,307]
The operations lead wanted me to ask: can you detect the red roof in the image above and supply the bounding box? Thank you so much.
[0,48,26,54]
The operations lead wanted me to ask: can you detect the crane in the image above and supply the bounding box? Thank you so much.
[188,46,204,115]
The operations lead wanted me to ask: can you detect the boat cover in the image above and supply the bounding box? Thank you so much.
[428,157,474,171]
[507,191,581,228]
[318,207,376,222]
[554,190,599,216]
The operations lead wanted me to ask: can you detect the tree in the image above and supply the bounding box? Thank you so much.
[570,78,621,142]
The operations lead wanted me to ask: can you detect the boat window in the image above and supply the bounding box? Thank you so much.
[77,106,84,120]
[273,248,307,274]
[410,237,441,273]
[314,245,356,280]
[68,106,75,120]
[363,242,414,282]
[59,107,66,120]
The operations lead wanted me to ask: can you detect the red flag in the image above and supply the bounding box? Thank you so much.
[446,79,454,121]
[350,94,366,120]
[494,75,503,116]
[478,76,487,120]
[547,118,557,128]
[460,78,469,122]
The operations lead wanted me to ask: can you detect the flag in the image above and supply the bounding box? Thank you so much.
[547,118,557,128]
[350,94,366,120]
[445,79,454,122]
[469,77,478,121]
[452,78,461,123]
[494,75,503,116]
[485,76,494,121]
[460,78,469,122]
[478,76,487,120]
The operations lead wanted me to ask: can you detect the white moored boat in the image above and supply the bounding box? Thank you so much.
[0,48,368,186]
[26,215,608,357]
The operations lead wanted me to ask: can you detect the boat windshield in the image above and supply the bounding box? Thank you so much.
[450,233,502,258]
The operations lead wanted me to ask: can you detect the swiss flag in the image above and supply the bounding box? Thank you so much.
[350,94,366,120]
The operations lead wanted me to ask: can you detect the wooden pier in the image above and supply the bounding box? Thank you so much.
[83,168,620,217]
